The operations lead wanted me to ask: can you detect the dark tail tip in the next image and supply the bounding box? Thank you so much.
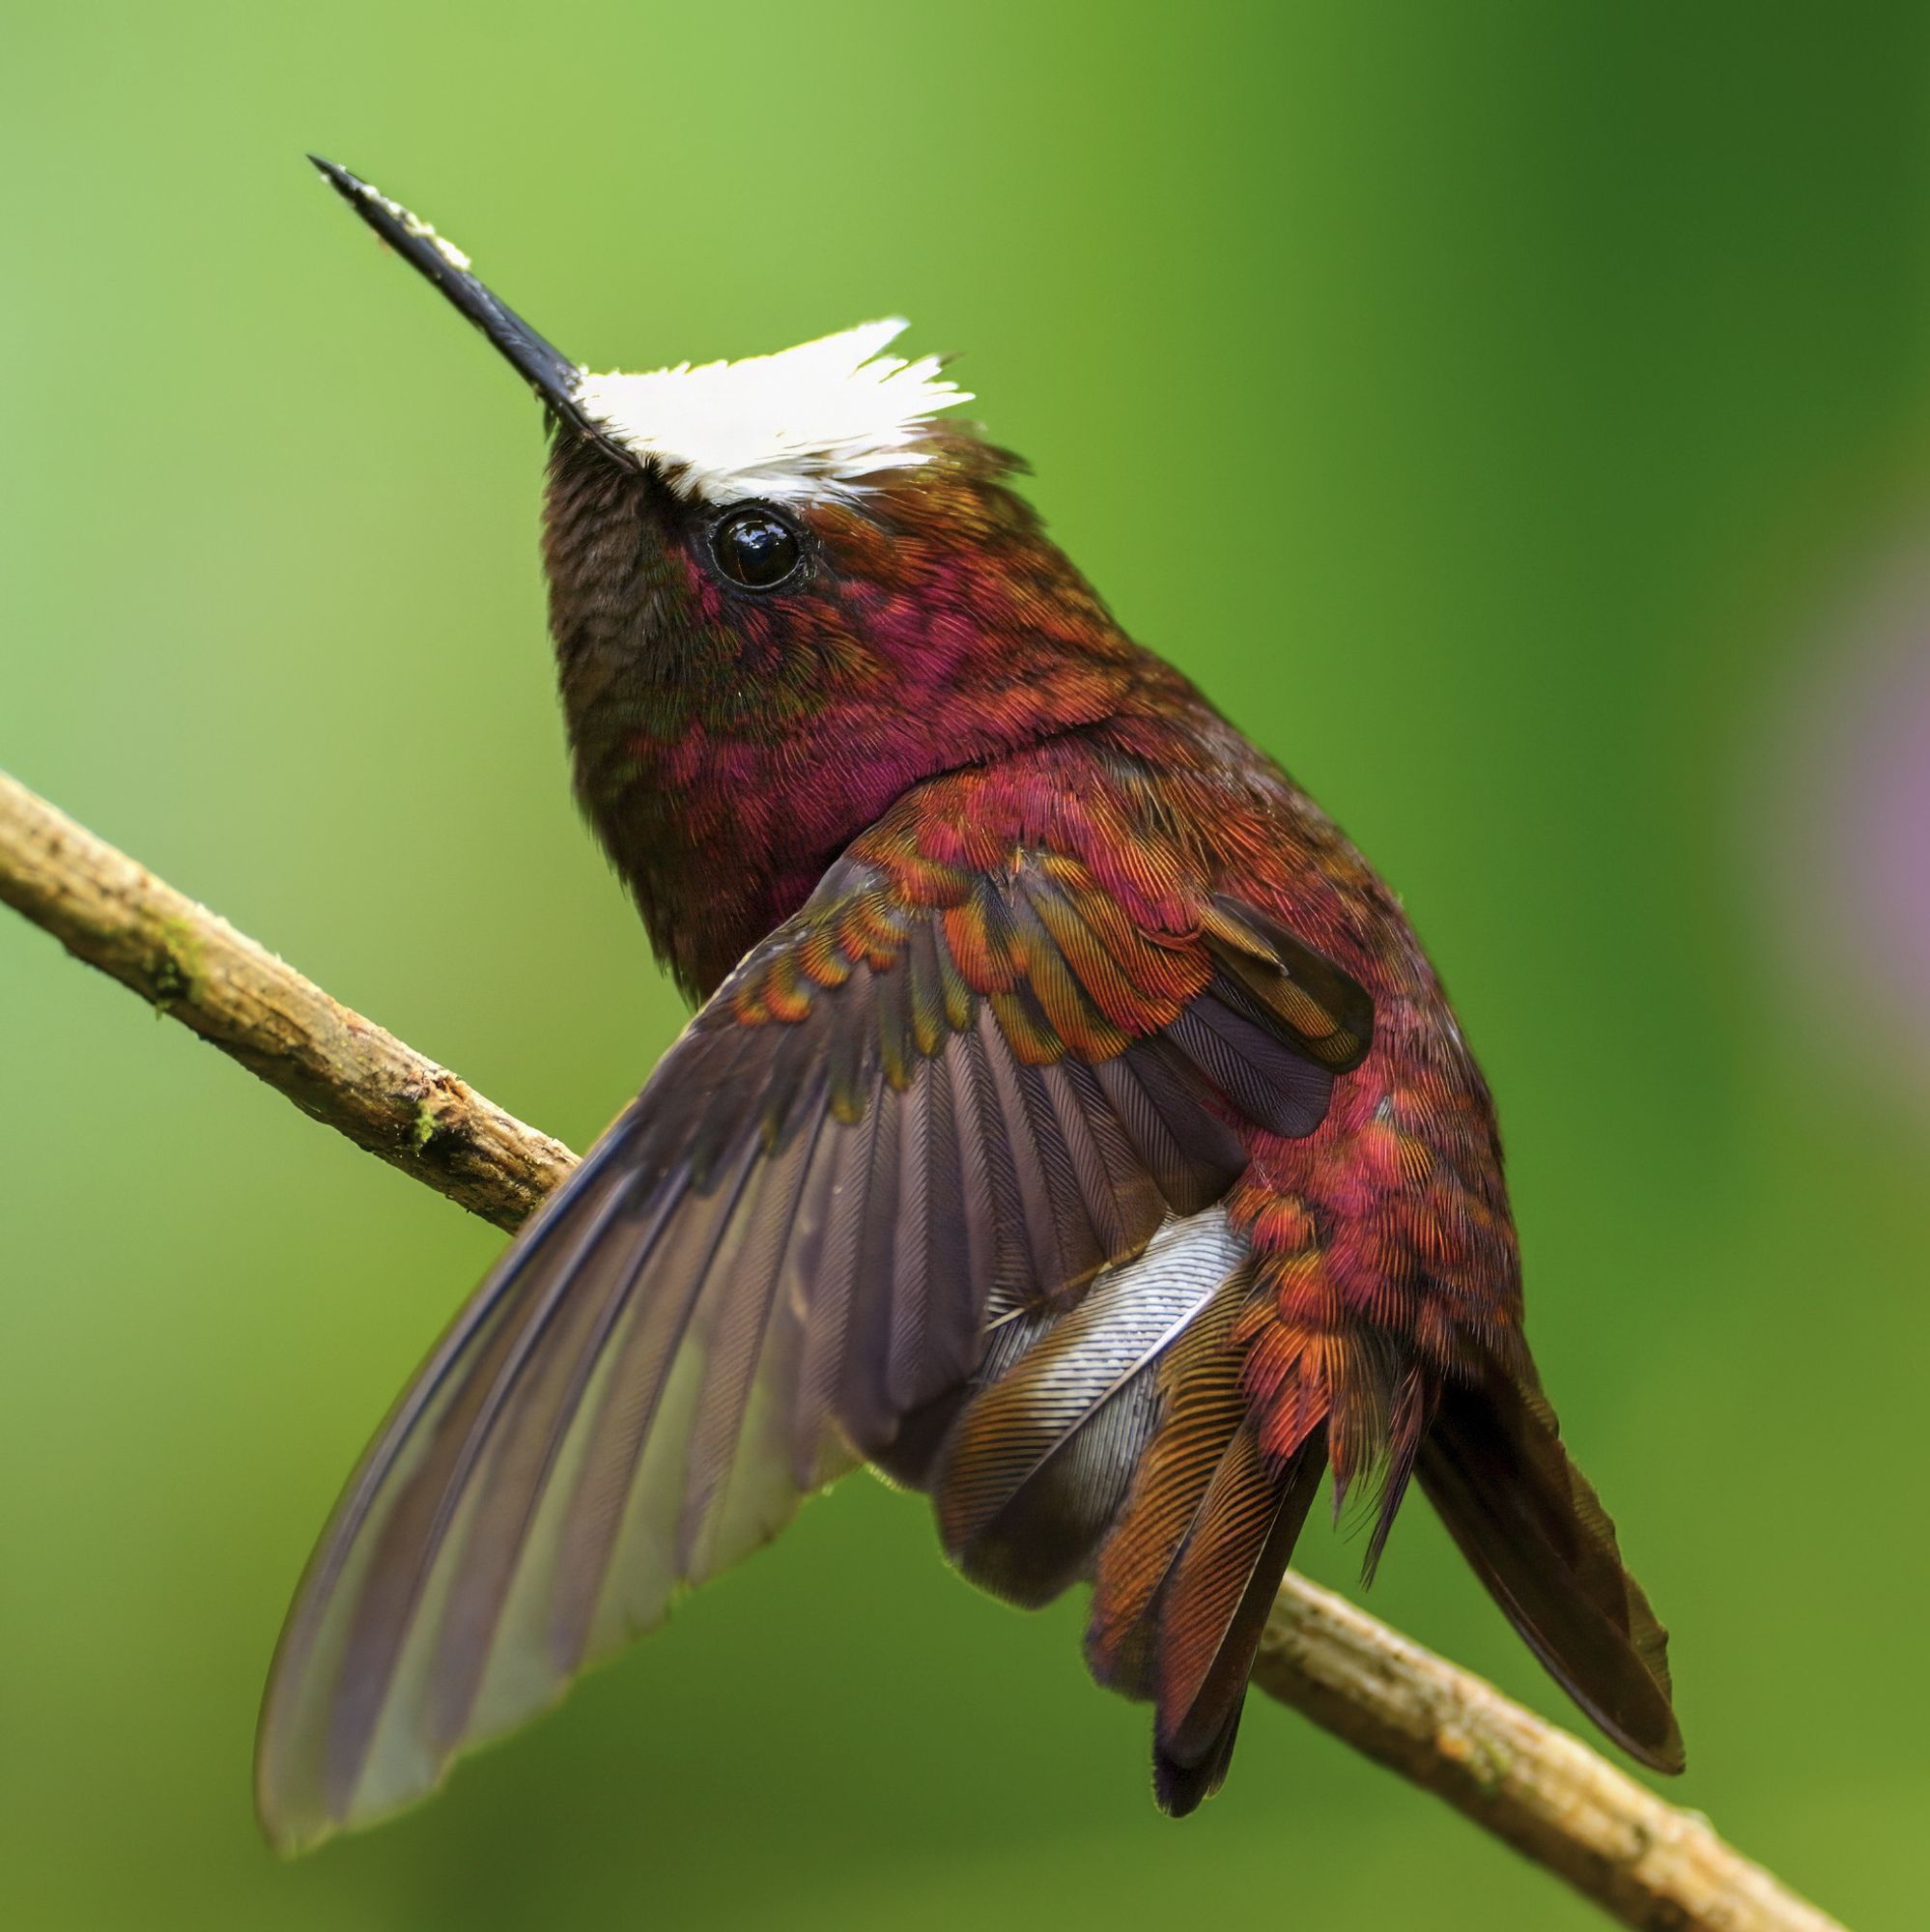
[1419,1368,1685,1775]
[1153,1697,1244,1817]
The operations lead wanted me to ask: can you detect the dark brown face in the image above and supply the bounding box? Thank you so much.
[537,429,1150,1001]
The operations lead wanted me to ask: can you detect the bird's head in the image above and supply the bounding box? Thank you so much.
[313,159,1163,995]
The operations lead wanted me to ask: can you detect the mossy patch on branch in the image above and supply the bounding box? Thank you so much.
[147,914,205,1009]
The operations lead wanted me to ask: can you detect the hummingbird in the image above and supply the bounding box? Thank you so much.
[258,157,1684,1853]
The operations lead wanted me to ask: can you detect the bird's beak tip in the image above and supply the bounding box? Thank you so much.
[306,154,363,201]
[305,156,614,453]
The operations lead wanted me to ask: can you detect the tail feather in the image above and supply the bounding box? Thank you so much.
[1153,1689,1242,1818]
[1082,1256,1330,1817]
[1417,1365,1684,1774]
[933,1212,1247,1606]
[1149,1428,1325,1811]
[1085,1269,1252,1697]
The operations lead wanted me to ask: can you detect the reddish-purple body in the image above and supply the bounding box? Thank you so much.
[258,165,1680,1850]
[548,434,1519,1473]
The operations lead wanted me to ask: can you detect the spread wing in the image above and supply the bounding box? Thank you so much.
[255,833,1370,1851]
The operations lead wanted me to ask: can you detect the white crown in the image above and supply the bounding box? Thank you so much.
[571,320,971,507]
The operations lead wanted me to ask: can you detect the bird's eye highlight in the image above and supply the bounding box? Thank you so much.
[708,506,804,590]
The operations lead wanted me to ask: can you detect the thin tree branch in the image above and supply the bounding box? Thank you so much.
[1253,1582,1840,1932]
[0,765,1845,1932]
[0,770,572,1232]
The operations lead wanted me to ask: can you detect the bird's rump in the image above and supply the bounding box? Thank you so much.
[254,804,1372,1852]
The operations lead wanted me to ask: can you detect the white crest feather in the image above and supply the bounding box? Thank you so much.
[571,319,971,506]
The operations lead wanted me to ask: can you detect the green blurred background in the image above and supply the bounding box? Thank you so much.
[5,3,1928,1926]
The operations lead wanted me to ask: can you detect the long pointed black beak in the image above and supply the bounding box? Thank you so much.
[309,156,625,457]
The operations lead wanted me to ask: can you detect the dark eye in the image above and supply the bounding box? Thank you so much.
[709,505,804,590]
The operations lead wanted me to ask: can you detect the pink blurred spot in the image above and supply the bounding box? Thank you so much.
[1767,549,1930,1074]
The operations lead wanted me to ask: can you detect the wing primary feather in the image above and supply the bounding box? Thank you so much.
[322,1169,653,1813]
[421,1174,701,1754]
[676,1085,832,1574]
[1058,1058,1163,1231]
[836,1083,907,1451]
[895,1041,980,1404]
[886,1059,937,1409]
[1037,1060,1137,1261]
[788,1083,882,1482]
[541,1131,770,1672]
[1105,1045,1248,1212]
[934,1031,1000,1371]
[276,1130,640,1647]
[975,1007,1075,1297]
[1012,1050,1113,1293]
[951,1019,1034,1317]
